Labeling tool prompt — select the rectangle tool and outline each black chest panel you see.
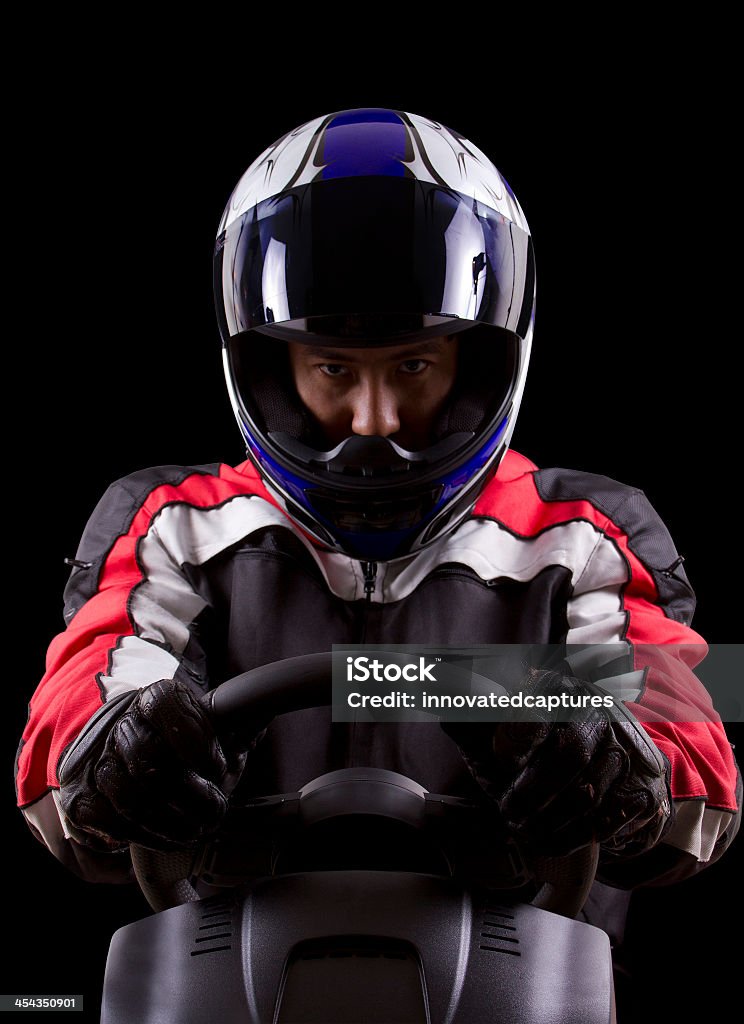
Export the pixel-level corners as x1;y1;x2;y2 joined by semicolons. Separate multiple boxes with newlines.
188;527;573;799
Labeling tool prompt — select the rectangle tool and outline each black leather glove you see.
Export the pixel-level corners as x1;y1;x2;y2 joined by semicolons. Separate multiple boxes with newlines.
58;677;259;853
441;669;673;859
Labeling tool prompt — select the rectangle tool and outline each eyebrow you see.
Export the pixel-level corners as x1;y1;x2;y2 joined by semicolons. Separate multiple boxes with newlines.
302;340;449;361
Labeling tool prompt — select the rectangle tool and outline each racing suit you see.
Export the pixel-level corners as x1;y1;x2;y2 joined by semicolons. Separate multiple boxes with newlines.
15;449;741;891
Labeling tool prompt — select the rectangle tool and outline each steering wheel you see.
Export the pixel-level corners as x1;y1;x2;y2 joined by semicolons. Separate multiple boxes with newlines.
130;653;599;918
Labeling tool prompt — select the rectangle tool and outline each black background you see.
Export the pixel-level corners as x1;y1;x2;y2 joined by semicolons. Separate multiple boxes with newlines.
4;43;738;1022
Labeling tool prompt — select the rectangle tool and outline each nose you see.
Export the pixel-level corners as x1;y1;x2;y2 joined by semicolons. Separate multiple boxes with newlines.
350;378;401;438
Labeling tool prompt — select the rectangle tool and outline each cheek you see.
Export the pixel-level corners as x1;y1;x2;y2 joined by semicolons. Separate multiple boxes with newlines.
432;373;456;406
295;375;348;429
293;372;322;412
409;371;455;415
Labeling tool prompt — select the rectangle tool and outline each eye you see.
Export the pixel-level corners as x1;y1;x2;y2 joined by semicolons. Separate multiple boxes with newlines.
399;359;429;375
318;363;349;377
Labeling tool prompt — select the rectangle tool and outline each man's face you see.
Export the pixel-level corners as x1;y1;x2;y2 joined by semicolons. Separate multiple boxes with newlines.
287;337;459;451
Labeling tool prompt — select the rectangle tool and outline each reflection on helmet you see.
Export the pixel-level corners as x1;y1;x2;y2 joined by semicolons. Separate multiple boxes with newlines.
213;108;536;561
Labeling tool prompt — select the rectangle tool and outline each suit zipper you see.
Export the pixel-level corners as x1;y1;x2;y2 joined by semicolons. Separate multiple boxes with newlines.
359;560;378;644
362;560;378;597
347;560;378;769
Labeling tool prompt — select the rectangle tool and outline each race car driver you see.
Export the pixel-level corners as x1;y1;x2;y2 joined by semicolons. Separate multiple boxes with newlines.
15;108;741;907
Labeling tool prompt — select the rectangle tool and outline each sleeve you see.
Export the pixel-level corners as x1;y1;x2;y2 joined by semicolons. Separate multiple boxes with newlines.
14;473;214;883
567;488;741;888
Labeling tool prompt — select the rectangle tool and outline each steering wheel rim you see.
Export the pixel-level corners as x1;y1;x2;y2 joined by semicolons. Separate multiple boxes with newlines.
131;653;599;917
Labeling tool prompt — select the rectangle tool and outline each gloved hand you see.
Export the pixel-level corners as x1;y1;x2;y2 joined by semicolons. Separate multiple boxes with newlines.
441;669;673;859
58;677;261;853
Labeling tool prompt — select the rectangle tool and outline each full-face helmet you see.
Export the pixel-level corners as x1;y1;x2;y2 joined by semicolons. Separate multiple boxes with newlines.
213;108;535;561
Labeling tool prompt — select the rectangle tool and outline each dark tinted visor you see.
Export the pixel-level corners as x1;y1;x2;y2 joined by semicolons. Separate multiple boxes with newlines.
214;177;534;345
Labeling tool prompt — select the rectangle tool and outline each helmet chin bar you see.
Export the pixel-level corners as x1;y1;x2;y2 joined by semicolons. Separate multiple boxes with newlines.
268;432;476;477
242;429;512;561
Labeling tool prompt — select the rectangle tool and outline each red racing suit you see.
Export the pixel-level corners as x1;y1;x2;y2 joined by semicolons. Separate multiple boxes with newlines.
15;449;741;887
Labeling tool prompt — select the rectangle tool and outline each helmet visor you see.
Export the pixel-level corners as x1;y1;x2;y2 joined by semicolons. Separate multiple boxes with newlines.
214;177;534;346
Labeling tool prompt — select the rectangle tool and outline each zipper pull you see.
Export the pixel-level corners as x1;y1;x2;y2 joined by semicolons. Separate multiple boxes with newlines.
361;560;378;599
661;555;685;578
64;557;93;569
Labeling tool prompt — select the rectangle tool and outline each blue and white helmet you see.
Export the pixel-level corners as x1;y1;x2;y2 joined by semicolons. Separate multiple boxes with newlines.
213;108;535;561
